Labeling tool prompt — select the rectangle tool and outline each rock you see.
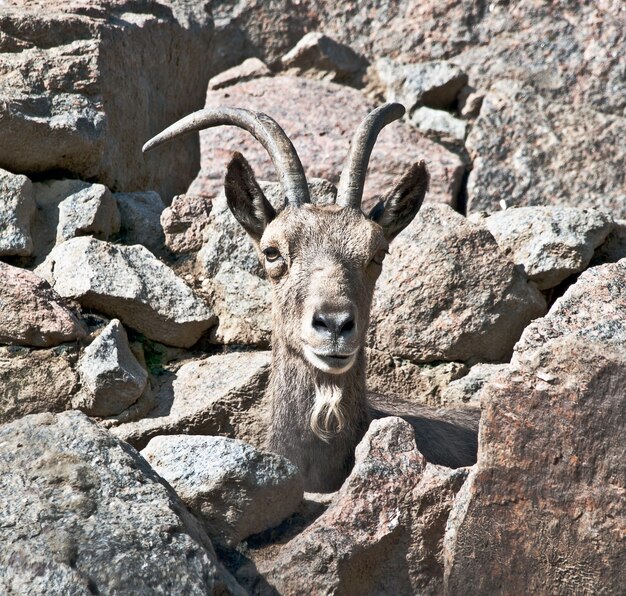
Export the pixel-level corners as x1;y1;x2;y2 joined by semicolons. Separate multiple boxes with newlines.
35;237;216;348
0;262;86;348
591;220;626;266
75;319;148;417
189;76;465;211
253;417;467;595
142;435;303;548
111;351;272;451
445;260;626;593
466;82;626;217
114;191;165;254
374;58;468;111
161;193;213;254
208;58;272;90
410;107;467;141
0;410;245;595
480;206;614;290
366;348;467;405
56;183;121;243
0;344;79;424
207;263;272;347
0;2;213;203
458;86;484;119
369;204;547;364
0;167;35;256
439;363;508;407
280;32;365;83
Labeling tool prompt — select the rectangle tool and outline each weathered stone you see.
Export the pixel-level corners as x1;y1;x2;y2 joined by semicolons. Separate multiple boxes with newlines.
0;262;85;347
75;319;148;417
142;435;303;548
0;167;35;256
35;237;215;348
111;351;272;451
281;32;365;83
369;204;547;363
457;86;484;119
445;260;626;594
0;2;213;203
0;410;245;595
253;417;467;595
439;363;508;407
114;191;165;254
161;193;213;254
56;183;121;243
480;206;614;290
466;82;626;217
591;220;626;267
190;76;465;211
410;107;466;141
208;58;272;90
366;348;467;406
374;58;468;111
0;344;79;424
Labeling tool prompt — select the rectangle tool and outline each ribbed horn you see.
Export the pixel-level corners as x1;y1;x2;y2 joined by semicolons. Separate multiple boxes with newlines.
336;103;406;208
142;108;310;206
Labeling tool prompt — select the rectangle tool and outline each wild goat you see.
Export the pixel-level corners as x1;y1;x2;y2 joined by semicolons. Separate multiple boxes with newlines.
143;103;479;492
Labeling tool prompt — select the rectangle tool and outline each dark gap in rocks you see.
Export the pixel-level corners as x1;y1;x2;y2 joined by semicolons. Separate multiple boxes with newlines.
454;167;471;217
542;271;582;309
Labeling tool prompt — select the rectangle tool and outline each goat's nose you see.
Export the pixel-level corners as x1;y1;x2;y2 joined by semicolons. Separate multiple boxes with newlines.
312;311;356;340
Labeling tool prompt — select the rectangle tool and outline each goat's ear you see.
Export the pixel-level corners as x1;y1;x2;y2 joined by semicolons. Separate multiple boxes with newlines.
225;152;276;243
368;161;429;242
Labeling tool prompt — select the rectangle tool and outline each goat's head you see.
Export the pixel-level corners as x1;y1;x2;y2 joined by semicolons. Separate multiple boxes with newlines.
144;105;429;378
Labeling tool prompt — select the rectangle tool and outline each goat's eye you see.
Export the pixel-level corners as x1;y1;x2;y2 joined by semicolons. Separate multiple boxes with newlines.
263;247;282;262
371;249;388;266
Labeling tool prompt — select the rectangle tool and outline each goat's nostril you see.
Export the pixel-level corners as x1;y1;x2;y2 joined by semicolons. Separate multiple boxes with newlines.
313;315;329;332
340;318;355;336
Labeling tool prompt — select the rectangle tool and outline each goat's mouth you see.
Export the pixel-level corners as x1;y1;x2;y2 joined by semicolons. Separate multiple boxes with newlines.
303;346;357;374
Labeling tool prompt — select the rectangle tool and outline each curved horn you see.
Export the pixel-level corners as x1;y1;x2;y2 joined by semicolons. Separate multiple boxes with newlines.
142;108;310;206
336;103;406;208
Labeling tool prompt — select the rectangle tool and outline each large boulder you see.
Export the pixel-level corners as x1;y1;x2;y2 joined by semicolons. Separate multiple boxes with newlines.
142;435;303;548
35;237;216;348
478;206;614;290
0;1;213;202
0;410;244;595
369;204;547;363
189;76;465;211
0;262;85;348
0;167;36;257
250;417;467;595
111;350;272;451
445;259;626;593
0;344;79;424
466;82;626;217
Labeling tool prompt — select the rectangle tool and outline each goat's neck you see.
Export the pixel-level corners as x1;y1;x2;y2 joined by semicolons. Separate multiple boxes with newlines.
267;336;371;492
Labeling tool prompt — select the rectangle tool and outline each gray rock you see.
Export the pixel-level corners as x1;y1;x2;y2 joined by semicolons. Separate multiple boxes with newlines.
369;204;547;363
190;76;465;212
0;167;35;256
281;32;365;83
0;3;214;203
208;58;272;90
481;206;614;290
115;191;166;254
142;435;303;547
0;262;86;348
56;183;121;243
410;106;467;140
466;82;626;217
111;351;272;451
374;58;468;111
254;417;467;595
457;85;485;119
75;319;148;417
439;363;509;407
0;344;79;424
445;260;626;593
161;193;213;254
0;410;245;595
592;219;626;266
35;237;216;348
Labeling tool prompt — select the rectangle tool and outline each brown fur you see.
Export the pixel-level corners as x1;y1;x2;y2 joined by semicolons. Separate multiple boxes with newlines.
225;154;479;493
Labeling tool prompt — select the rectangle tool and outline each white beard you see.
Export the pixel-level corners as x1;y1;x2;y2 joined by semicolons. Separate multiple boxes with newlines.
310;381;346;442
